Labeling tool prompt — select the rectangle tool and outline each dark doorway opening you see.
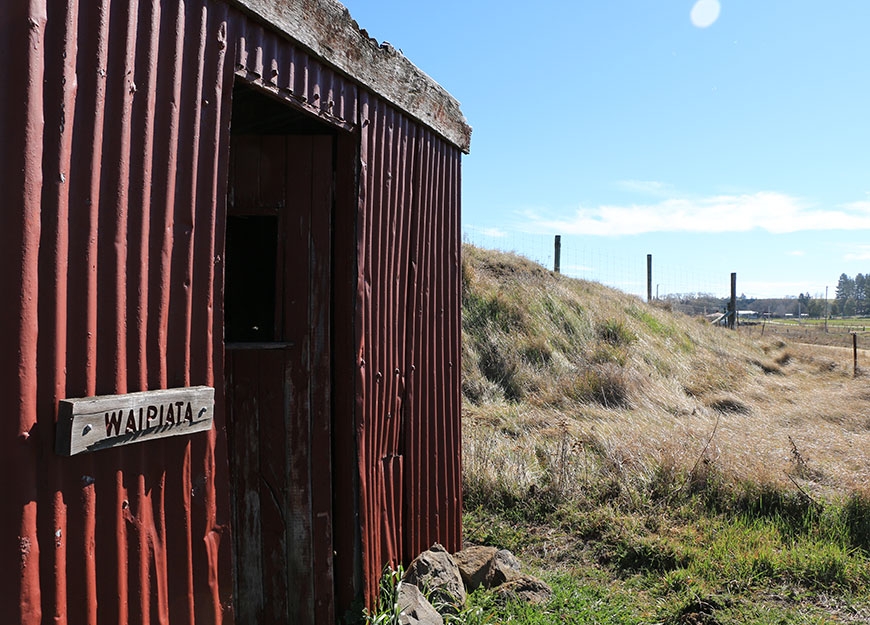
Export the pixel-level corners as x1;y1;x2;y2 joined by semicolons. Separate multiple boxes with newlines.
224;82;340;625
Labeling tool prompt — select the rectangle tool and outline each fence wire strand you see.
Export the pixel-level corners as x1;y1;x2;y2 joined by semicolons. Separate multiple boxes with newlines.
463;230;726;300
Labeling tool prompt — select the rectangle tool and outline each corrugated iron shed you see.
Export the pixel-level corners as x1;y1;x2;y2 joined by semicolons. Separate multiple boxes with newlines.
0;0;469;623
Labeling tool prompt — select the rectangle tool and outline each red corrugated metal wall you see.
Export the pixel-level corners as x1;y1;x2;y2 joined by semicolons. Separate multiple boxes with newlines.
231;11;357;130
355;93;463;604
1;1;238;622
0;0;462;621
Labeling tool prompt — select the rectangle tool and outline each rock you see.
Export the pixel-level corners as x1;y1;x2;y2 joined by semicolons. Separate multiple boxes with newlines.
453;545;498;591
483;549;522;589
494;574;553;605
398;582;444;625
402;544;467;613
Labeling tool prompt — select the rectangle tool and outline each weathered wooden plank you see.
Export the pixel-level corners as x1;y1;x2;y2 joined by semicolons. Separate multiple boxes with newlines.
284;135;315;621
228;134;262;213
56;386;214;456
226;352;265;624
257;348;291;625
225;341;294;350
330;131;360;615
308;135;336;624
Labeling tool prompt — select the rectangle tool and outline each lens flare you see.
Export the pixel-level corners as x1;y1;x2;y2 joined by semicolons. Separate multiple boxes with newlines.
690;0;721;28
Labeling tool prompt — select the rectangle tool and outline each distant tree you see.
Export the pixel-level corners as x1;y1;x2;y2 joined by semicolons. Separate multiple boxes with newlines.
863;278;870;311
844;297;858;317
806;298;825;318
795;292;811;317
856;274;867;316
836;273;855;314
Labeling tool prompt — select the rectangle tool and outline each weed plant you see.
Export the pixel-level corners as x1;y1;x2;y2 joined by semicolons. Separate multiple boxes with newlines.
363;566;404;625
363;564;487;625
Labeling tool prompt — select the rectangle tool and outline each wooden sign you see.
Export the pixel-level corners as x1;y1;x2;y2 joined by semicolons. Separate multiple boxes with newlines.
56;386;215;456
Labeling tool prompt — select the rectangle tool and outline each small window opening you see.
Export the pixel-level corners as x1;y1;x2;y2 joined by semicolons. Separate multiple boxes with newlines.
224;215;278;342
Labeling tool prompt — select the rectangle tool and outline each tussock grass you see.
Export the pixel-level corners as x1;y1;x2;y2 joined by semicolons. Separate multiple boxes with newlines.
462;244;870;504
461;244;870;623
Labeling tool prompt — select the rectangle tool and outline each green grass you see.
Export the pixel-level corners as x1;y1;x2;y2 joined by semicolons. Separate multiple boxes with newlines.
469;573;648;624
463;494;870;624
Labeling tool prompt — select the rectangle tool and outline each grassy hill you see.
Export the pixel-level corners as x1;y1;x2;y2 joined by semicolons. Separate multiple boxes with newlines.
460;244;870;624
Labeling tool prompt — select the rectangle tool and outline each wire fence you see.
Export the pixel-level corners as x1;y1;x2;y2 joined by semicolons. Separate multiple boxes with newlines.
462;229;729;301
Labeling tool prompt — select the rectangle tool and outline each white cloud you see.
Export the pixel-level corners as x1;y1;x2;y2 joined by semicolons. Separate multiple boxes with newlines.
521;192;870;237
844;245;870;262
844;200;870;213
465;225;507;238
787;250;805;257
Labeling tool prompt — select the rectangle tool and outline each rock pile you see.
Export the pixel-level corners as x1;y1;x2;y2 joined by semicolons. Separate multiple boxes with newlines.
396;543;551;625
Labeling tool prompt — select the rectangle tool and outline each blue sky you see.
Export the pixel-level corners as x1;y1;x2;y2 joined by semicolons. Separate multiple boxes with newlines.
339;1;870;299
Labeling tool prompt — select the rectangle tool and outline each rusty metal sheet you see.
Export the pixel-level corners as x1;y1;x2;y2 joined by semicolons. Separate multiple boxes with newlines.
1;0;236;622
0;1;45;623
354;91;464;607
231;9;358;131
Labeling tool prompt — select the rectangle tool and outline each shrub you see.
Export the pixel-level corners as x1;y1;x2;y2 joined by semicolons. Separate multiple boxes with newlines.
565;365;633;408
520;335;553;367
590;343;628;367
463;290;528;335
843;491;870;552
477;338;526;402
597;319;637;346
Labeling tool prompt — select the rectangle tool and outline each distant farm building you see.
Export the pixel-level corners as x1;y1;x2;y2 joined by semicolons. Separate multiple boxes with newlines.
1;0;470;623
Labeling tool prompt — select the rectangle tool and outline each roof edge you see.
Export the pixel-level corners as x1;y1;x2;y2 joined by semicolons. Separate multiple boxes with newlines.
230;0;472;153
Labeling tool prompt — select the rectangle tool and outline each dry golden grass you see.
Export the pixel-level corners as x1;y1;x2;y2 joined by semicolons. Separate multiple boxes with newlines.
461;244;870;507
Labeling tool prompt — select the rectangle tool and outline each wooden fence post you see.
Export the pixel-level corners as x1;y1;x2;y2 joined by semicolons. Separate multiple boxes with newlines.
729;273;737;330
647;254;652;303
554;235;561;273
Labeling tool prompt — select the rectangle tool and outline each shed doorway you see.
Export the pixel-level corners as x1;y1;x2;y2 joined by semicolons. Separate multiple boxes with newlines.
224;83;338;624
